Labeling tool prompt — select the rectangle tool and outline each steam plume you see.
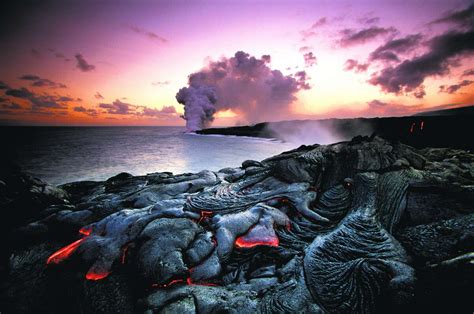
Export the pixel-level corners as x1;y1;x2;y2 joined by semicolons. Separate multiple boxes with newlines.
176;51;309;131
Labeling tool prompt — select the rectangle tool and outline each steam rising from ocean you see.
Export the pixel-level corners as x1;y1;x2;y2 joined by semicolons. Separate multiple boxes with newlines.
176;51;310;131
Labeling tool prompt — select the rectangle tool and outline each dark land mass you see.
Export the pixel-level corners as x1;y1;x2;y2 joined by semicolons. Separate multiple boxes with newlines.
0;135;473;313
197;105;474;151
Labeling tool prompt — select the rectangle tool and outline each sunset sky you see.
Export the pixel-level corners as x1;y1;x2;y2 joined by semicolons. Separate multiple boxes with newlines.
0;0;473;126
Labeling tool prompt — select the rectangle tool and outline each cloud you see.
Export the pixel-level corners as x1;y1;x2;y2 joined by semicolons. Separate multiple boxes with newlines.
99;99;133;115
176;51;310;130
303;52;317;67
75;54;96;72
461;68;474;77
439;80;473;94
339;26;397;47
430;4;474;28
369;34;422;62
364;99;424;117
74;106;98;116
128;25;168;43
344;59;369;73
5;87;71;109
311;17;327;28
358;16;380;25
19;74;67;88
369;28;474;97
1;103;21;110
141;105;176;117
94;92;104;99
151;81;171;86
300;17;327;41
0;81;9;89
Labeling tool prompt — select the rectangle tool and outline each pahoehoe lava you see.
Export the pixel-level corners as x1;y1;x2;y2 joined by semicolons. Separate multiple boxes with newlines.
0;136;473;313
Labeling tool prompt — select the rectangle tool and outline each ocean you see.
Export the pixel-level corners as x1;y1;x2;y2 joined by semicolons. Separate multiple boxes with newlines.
1;126;294;186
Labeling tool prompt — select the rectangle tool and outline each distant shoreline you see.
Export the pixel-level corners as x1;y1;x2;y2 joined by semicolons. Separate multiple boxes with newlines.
197;106;474;151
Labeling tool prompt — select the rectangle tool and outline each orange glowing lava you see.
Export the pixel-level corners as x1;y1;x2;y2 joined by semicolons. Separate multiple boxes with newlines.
234;236;279;248
85;271;111;281
46;238;85;264
79;226;92;236
186;277;218;286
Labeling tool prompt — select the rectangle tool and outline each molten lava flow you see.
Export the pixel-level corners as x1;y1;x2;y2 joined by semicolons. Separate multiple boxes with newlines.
86;271;111;281
420;120;424;130
235;236;279;248
186;276;218;286
79;226;92;236
152;278;185;288
46;238;85;265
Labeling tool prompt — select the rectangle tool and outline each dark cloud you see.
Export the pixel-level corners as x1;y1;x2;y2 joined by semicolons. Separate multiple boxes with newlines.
74;106;98;116
369;34;422;62
339;26;397;47
5;88;33;98
461;68;474;77
99;100;133;115
19;74;67;88
128;25;168;43
439;80;473;94
177;51;310;130
151;81;171;86
75;54;96;72
6;87;71;109
94;92;104;99
1;103;21;110
0;81;9;89
430;4;474;28
369;26;474;97
0;97;7;103
344;59;369;73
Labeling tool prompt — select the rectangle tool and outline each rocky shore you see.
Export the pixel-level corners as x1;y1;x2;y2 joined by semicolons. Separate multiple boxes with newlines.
196;109;474;151
0;136;473;313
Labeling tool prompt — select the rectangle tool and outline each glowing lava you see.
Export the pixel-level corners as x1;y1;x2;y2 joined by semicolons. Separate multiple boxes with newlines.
46;238;85;265
86;271;111;281
234;236;279;248
79;226;92;236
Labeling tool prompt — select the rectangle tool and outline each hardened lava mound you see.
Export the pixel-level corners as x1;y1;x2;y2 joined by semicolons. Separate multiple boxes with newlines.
1;136;473;313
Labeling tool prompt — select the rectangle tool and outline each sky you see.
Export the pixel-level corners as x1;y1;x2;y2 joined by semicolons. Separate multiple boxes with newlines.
0;0;473;126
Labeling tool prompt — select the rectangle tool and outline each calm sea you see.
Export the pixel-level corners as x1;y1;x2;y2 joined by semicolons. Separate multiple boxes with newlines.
1;126;294;185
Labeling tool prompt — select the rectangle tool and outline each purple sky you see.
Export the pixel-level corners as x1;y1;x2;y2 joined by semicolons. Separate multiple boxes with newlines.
0;0;473;126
